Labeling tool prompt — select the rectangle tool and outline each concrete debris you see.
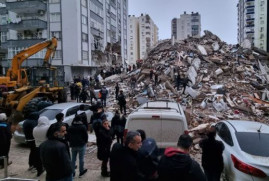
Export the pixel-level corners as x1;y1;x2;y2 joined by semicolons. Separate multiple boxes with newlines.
98;30;269;133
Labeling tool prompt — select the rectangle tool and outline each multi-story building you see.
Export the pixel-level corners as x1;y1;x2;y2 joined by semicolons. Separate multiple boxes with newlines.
171;11;201;41
0;0;128;82
237;0;268;51
128;14;158;66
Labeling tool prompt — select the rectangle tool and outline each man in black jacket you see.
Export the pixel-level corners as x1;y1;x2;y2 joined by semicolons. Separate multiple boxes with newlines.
0;113;12;169
117;90;126;115
22;112;39;172
158;134;206;181
110;131;142;181
199;126;224;181
68;115;88;178
40;123;72;181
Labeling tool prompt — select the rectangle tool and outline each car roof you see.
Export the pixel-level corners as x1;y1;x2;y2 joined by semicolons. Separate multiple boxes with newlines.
225;120;269;133
139;101;181;112
43;102;83;110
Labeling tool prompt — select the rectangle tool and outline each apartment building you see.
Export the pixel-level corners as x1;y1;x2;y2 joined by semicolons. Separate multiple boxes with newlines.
237;0;268;51
171;11;201;41
128;14;159;66
0;0;128;82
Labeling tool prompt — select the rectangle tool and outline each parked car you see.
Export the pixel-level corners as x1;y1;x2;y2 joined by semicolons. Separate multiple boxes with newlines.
214;120;269;181
125;100;188;148
14;102;93;144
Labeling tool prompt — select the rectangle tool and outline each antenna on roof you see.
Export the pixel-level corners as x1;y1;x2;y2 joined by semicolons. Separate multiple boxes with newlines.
257;125;262;133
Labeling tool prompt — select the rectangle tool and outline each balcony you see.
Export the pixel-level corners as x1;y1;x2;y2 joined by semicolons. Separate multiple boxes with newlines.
1;38;45;49
6;0;46;15
0;7;8;15
1;19;47;31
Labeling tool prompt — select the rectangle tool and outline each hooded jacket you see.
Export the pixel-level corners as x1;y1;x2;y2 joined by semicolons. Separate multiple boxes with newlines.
158;147;206;181
68;120;88;148
33;116;50;147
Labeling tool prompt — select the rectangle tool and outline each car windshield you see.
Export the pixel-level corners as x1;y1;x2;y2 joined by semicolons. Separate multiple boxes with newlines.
39;109;63;120
236;132;269;157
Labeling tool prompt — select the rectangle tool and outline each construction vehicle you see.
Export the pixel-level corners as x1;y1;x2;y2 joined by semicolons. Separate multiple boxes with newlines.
0;37;67;128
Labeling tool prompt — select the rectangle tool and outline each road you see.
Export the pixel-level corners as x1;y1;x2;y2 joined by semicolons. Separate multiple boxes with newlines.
0;134;109;181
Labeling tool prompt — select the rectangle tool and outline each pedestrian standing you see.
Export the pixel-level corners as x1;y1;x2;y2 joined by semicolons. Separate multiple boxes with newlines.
96;119;112;177
68;115;88;178
117;90;126;115
33;116;50;177
40;123;73;181
90;105;107;134
175;73;181;90
74;83;81;102
0;113;12;169
89;87;97;104
70;83;75;100
22;112;39;171
130;76;136;90
110;131;142;181
154;72;159;86
111;110;125;144
79;88;89;103
158;134;206;181
149;69;154;80
100;86;108;107
199;126;224;181
115;83;119;100
77;104;89;130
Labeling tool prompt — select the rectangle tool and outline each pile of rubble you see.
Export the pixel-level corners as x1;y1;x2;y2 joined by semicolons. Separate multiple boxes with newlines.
104;30;269;131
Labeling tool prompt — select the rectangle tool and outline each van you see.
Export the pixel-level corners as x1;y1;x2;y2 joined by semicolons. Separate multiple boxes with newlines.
125;100;188;148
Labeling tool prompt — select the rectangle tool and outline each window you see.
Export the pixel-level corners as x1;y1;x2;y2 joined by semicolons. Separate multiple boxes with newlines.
0;32;7;42
51;31;62;40
216;123;234;146
50;13;61;22
82;15;87;25
81;0;87;7
54;50;62;59
82;33;88;42
49;0;60;3
66;106;79;117
82;51;88;60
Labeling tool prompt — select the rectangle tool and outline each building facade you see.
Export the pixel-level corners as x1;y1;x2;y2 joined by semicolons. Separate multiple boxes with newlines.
171;11;201;41
128;14;158;66
237;0;268;51
0;0;128;82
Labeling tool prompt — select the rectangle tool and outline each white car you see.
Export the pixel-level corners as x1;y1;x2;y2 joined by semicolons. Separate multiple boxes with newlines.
14;102;93;144
215;120;269;181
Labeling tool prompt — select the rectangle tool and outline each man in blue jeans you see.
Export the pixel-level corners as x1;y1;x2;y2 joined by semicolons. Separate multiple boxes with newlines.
68;115;88;178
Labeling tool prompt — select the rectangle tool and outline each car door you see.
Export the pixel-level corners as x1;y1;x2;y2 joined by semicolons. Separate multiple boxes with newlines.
215;122;235;180
65;105;80;125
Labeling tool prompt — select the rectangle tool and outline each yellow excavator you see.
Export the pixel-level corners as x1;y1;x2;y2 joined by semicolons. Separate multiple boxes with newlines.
0;37;66;129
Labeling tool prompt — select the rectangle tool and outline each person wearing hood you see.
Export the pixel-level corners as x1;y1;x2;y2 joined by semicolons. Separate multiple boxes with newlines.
23;112;39;171
199;126;224;181
158;134;206;181
33;116;50;177
0;113;12;169
68;115;88;178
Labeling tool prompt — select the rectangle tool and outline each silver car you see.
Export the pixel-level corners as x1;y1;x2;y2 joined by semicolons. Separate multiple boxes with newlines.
14;102;93;144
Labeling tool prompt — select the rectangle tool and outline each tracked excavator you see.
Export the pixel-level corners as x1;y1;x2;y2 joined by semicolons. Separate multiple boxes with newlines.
0;37;67;130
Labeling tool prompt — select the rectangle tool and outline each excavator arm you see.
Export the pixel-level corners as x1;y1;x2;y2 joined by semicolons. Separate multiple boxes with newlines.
7;37;57;84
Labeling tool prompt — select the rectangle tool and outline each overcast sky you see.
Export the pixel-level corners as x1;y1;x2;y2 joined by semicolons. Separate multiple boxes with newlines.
129;0;238;44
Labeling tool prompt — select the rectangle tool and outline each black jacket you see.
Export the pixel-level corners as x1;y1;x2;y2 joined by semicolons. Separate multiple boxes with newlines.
110;143;139;181
40;139;72;180
68;122;88;148
0;121;12;156
199;137;224;172
158;147;206;181
96;126;112;161
118;93;126;105
23;112;39;141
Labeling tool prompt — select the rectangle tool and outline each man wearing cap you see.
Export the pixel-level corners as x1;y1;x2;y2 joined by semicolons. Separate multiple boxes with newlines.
158;134;206;181
0;113;12;169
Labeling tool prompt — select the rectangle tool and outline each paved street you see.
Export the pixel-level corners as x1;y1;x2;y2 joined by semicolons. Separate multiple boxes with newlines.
0;134;109;181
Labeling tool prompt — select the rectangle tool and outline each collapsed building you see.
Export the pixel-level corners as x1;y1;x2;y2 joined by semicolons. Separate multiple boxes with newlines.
103;31;269;140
